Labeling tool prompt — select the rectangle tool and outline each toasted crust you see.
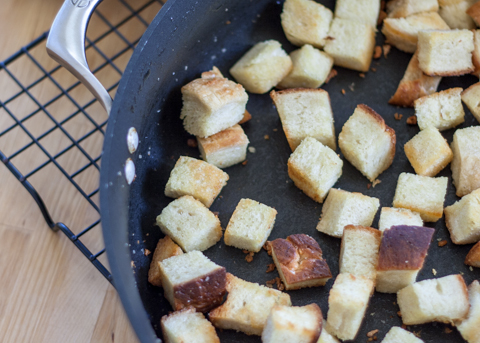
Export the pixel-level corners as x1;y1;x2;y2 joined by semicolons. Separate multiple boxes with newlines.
467;2;480;26
148;237;183;287
238;110;252;124
387;0;439;18
465;241;480;267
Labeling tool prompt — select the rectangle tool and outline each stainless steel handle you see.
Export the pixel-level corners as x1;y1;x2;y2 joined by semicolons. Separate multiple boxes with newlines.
46;0;112;114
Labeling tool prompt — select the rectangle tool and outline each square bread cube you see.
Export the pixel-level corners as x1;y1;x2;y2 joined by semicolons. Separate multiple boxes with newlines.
461;82;480;123
180;69;248;137
224;198;277;253
156;195;222;252
338;104;396;182
392;172;448;222
418;29;474;76
334;0;381;28
318;325;340;343
271;234;332;290
197;124;249;169
148;236;183;287
277;45;334;89
229;40;292;94
165;156;229;208
270;89;336;151
280;0;333;48
456;280;480;342
381;326;425;343
404;127;453;177
465;242;480;267
324;18;376;72
317;188;380;238
325;273;375;341
414;88;465;131
159;251;226;313
378;207;423;232
339;225;382;280
161;307;220;343
439;0;476;29
376;225;435;293
451;126;480;197
208;273;292;336
287;137;343;203
262;304;322;343
444;189;480;244
397;274;470;325
387;0;439;18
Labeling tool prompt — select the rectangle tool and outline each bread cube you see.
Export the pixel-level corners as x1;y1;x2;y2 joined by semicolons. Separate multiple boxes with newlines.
338;104;396;182
334;0;381;28
376;225;435;293
160;251;226;312
451;126;480;197
456;281;480;342
414;88;465;131
397;274;470;325
404;127;453;177
392;172;448;222
467;2;480;26
317;188;380;238
165;156;229;208
465;242;480;267
461;82;480;123
382;12;450;53
229;40;292;94
277;45;334;89
389;51;442;107
156;196;222;252
148;236;183;287
271;234;332;290
340;225;382;280
325;273;374;341
280;0;333;48
180;70;248;137
472;30;480;77
208;273;291;336
418;29;474;76
387;0;439;18
262;304;322;343
324;18;376;72
161;307;220;343
197;124;249;169
317;325;340;343
444;189;480;244
270;89;336;151
287;137;343;203
378;207;423;232
224;198;277;252
381;326;425;343
439;0;476;29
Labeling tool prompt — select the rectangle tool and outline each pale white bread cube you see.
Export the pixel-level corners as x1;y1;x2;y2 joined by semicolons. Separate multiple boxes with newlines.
466;242;480;267
156;196;222;252
378;207;424;232
325;273;375;341
338;104;396;182
164;156;229;208
277;45;334;89
468;2;480;26
180;69;248;137
148;236;183;287
418;29;474;76
439;0;477;29
389;51;442;107
197;124;249;169
451;126;480;197
445;188;480;244
376;225;435;293
381;326;425;343
287;137;343;203
462;82;480;123
229;40;292;94
208;273;292;336
397;274;470;325
317;188;380;238
456;281;480;342
280;0;333;48
334;0;381;28
404;127;454;177
224;198;277;253
382;12;450;53
414;88;465;131
317;324;340;343
324;18;376;72
270;88;336;151
339;225;382;281
161;307;220;343
271;234;332;290
392;172;448;222
159;251;226;313
387;0;439;18
262;304;323;343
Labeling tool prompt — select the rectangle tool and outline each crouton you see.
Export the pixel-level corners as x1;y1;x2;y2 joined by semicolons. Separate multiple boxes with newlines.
334;0;381;28
461;82;480;123
439;0;477;29
456;281;480;342
317;325;340;343
467;2;480;26
472;30;480;77
465;242;480;267
378;207;424;232
387;0;439;18
444;188;480;244
148;236;183;287
451;126;480;197
381;326;425;343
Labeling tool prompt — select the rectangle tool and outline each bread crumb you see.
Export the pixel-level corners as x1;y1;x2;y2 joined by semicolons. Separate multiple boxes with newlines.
348;83;355;92
371;67;377;72
359;73;366;78
266;263;276;273
266;278;276;287
378;10;387;26
470;266;474;271
413;330;421;338
226;20;231;25
401;324;407;329
406;115;417;125
276;277;285;291
263;241;272;256
432;268;437;275
242;160;248;166
264;134;270;140
383;44;391;58
373;46;382;59
248;146;256;153
367;183;372;189
438;240;447;247
131;261;135;268
325;69;338;83
367;329;379;338
144;249;151;256
445;327;453;334
242;250;250;254
397;311;402;317
187;138;197;148
341;89;346;95
372;179;381;188
245;252;254;263
394;113;403;120
273;128;278;132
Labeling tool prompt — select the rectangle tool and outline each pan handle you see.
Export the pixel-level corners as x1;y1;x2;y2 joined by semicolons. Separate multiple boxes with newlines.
46;0;112;114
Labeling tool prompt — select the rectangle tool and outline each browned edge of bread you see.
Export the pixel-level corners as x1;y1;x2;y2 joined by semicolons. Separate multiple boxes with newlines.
465;241;480;267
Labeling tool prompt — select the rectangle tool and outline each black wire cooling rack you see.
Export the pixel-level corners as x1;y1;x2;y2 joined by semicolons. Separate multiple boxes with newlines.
0;0;163;285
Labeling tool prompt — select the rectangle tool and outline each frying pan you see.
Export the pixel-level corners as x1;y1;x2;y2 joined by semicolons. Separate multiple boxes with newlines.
47;0;480;342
